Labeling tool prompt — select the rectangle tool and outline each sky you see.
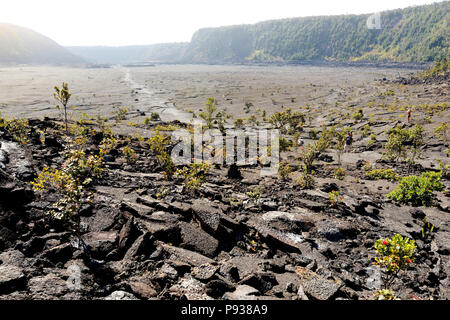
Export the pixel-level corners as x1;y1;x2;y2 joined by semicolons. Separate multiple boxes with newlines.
0;0;443;46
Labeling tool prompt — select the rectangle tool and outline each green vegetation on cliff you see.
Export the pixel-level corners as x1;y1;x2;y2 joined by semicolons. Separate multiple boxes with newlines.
185;1;449;63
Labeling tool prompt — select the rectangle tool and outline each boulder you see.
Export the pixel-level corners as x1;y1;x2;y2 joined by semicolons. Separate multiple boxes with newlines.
191;199;240;239
179;222;219;258
128;281;157;299
0;265;26;293
83;207;119;232
239;273;278;294
295;266;342;300
42;242;74;264
82;231;118;259
159;242;214;267
123;232;153;260
223;285;259;300
168;275;210;300
205;278;235;298
28;273;67;299
191;264;219;281
0;249;25;266
104;290;139;300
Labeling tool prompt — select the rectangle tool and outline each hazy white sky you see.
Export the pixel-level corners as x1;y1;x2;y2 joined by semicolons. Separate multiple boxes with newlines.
0;0;442;46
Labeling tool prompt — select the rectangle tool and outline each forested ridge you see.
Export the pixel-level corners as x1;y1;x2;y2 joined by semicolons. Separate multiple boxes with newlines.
183;1;449;63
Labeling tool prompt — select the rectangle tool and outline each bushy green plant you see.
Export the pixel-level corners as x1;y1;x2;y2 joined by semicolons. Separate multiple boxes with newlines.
31;148;103;236
279;137;293;152
299;144;316;173
352;108;364;121
383;125;424;164
121;145;138;164
334;127;351;164
246;187;262;204
308;129;318;140
387;171;444;206
361;124;373;138
328;190;343;207
234;118;244;128
0;115;30;144
279;163;293;180
367;134;377;147
99;133;118;157
297;171;315;189
313;126;335;152
268;108;304;134
434;122;448;145
366;168;400;182
151;112;161;121
148;130;176;179
114;108;128;122
374;234;415;288
176;162;210;192
374;289;398;300
333;167;346;180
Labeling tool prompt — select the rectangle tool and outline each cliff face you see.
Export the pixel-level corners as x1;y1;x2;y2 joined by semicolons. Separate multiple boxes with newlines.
184;1;450;63
0;23;83;65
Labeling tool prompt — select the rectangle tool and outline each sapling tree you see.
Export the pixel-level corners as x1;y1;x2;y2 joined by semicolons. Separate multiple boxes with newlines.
334;127;351;165
199;97;217;129
54;82;72;133
148;130;176;180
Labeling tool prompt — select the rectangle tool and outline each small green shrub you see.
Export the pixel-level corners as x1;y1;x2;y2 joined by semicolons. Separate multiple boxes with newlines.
383;125;424;163
176;162;210;192
299;144;316;173
367;134;377;147
114;108;128;122
279;137;293;152
308;129;318;140
375;234;415;273
0;116;30;144
366;169;400;182
374;289;398;300
121;145;138;164
151;112;161;121
148;130;175;179
328;190;343;207
246;187;262;204
199;97;217;129
31;148;103;235
297;171;315;189
387;171;444;206
434;122;448;145
333;167;346;180
352;108;364;121
277;163;292;180
268;108;304;134
234;118;244;128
